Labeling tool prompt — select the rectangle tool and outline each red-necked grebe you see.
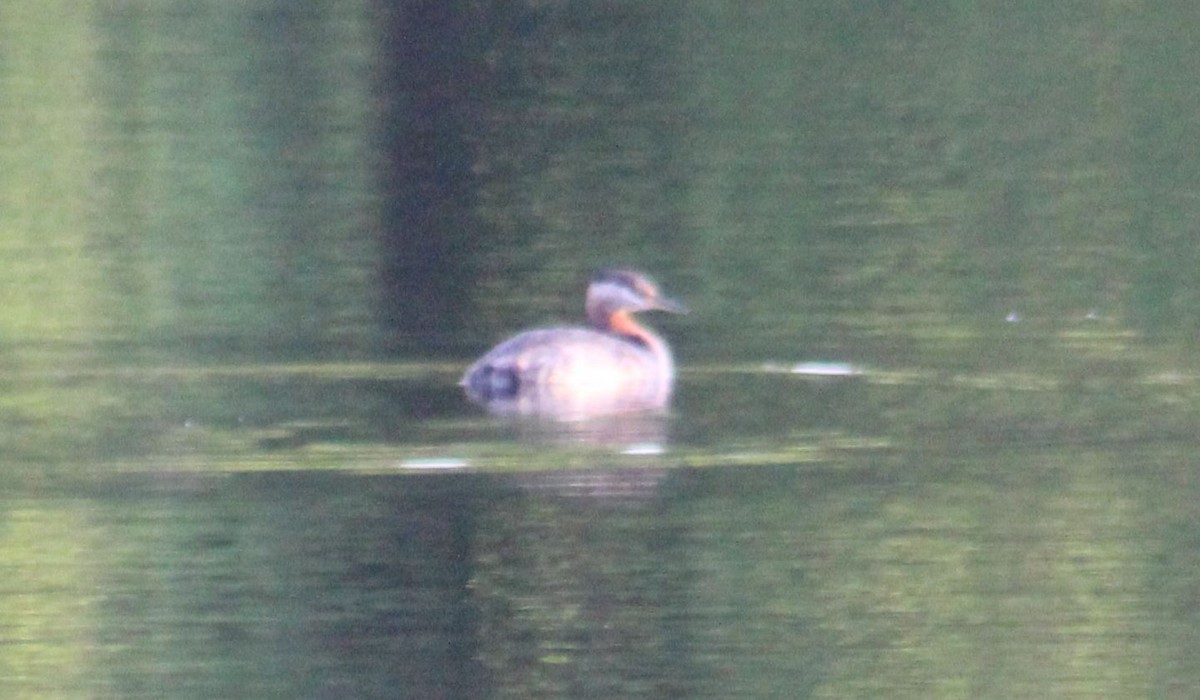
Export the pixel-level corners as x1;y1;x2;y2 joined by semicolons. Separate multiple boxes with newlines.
461;269;686;417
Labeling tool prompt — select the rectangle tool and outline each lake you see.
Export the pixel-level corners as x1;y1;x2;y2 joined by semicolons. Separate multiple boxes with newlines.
3;1;1200;697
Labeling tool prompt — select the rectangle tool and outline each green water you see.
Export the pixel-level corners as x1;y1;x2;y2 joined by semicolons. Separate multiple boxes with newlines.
3;1;1200;697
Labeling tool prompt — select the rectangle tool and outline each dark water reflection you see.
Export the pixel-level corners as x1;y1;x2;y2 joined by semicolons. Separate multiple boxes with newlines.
0;474;478;698
3;450;1196;698
5;356;1200;696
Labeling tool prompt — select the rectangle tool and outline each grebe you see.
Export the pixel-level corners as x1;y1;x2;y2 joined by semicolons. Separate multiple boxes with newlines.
461;269;686;417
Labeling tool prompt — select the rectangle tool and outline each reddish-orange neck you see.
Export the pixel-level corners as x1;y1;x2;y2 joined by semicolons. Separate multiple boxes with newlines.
607;309;657;348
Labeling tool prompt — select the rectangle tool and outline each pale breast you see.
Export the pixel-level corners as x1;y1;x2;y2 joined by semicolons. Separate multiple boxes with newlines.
461;327;674;417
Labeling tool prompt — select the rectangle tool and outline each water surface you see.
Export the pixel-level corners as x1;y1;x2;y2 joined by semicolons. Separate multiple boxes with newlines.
3;1;1200;698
